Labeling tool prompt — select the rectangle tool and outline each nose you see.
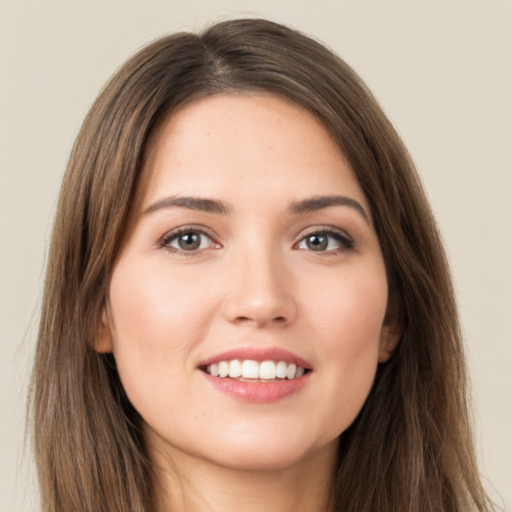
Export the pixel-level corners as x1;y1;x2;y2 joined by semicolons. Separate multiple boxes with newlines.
222;248;297;328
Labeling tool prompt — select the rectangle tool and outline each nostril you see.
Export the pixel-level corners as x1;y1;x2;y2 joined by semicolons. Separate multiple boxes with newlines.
233;315;287;326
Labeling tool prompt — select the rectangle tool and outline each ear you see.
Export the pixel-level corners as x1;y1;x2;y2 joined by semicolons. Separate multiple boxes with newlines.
378;301;403;363
94;309;114;354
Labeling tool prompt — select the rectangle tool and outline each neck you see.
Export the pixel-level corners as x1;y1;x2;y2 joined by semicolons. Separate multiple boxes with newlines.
150;438;337;512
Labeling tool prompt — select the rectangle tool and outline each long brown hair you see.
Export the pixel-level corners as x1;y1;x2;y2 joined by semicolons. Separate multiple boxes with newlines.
30;18;493;512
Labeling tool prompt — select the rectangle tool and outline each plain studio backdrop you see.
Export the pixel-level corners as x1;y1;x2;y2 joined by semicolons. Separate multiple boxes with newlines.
1;1;510;510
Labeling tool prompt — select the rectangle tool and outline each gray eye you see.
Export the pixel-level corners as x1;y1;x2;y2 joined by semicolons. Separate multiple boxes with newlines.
304;234;328;251
297;232;344;252
177;232;201;250
168;231;212;251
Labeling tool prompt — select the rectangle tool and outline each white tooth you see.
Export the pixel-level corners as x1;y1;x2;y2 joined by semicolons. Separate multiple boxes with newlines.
276;361;288;379
259;361;276;380
210;363;219;377
286;363;297;379
242;360;259;379
218;361;229;378
229;359;242;378
295;366;305;377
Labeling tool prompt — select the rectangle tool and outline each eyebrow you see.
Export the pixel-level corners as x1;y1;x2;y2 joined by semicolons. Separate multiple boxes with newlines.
143;195;230;215
143;194;369;223
289;195;370;223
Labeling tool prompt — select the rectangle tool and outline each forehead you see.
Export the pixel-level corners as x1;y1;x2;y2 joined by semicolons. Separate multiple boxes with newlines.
140;93;368;211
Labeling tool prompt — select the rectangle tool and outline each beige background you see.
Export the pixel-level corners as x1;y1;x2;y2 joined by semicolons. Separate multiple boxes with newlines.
1;1;511;510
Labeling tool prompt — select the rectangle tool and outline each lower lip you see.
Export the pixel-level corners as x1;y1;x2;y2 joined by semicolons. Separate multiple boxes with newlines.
201;371;310;403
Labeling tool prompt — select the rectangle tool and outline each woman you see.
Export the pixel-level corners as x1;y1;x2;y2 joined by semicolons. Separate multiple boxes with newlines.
30;18;494;512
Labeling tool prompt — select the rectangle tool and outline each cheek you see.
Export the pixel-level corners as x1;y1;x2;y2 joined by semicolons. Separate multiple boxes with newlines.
308;263;388;348
301;264;388;435
109;259;214;354
106;260;218;404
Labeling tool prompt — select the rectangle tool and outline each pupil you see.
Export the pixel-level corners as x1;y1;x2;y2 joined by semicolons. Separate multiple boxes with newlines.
307;234;327;251
179;232;201;250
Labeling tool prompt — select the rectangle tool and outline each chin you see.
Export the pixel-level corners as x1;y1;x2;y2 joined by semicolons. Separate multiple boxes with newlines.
198;429;338;473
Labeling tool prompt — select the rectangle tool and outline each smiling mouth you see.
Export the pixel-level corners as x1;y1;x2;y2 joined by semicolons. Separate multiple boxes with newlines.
200;359;310;382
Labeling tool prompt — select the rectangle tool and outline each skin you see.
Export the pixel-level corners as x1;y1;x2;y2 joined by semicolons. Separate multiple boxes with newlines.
97;93;401;512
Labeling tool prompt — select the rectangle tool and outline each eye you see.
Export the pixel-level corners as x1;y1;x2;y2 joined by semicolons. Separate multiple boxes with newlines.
160;227;219;254
296;229;353;253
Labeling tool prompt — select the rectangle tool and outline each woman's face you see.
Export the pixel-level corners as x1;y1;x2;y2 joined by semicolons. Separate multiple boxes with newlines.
98;93;400;472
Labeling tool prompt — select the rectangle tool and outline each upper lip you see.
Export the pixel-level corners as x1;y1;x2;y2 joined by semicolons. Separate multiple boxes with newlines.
198;347;313;370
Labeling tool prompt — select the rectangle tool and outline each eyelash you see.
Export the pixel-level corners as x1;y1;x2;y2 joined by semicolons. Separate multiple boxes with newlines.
157;225;219;256
295;227;354;254
157;226;355;256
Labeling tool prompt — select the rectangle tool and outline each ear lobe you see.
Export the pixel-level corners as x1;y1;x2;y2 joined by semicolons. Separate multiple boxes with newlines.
94;310;114;354
378;322;402;363
378;302;403;363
